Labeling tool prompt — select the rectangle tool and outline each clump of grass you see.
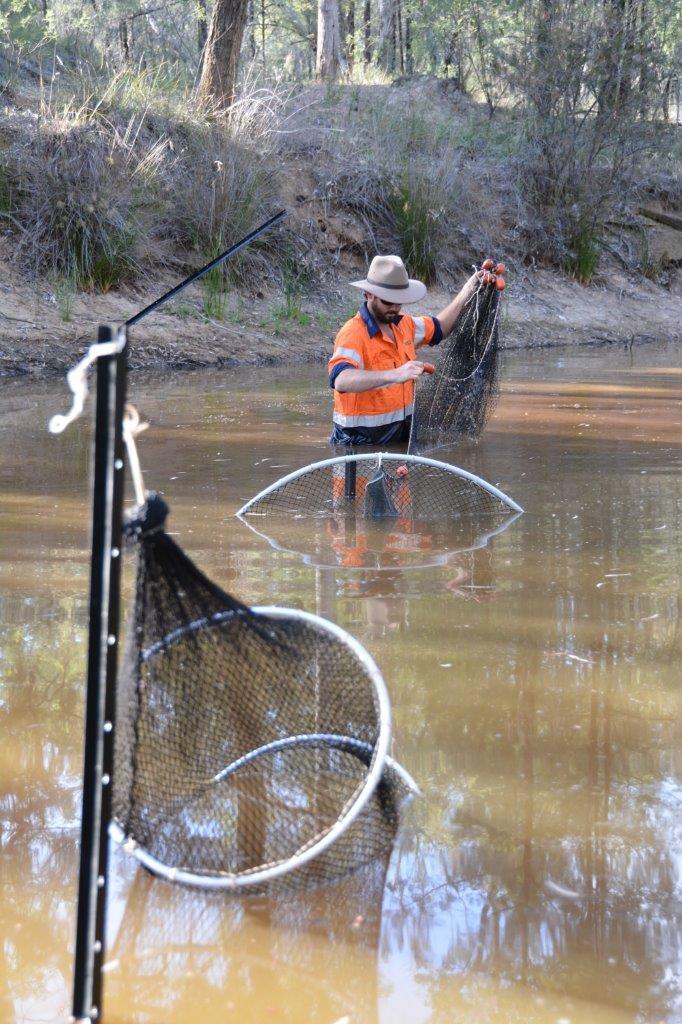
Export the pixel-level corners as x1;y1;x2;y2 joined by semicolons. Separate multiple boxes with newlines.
5;111;166;288
202;263;229;320
565;216;600;284
271;305;311;330
316;152;471;285
389;171;443;283
0;161;10;212
167;299;200;319
50;274;76;321
268;254;312;326
168;84;288;289
637;227;667;283
74;64;191;125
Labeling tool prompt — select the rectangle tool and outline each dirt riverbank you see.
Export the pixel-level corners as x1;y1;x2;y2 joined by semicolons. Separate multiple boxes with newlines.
1;252;681;378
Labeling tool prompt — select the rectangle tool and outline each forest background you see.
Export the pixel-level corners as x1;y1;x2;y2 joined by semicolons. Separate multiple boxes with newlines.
0;0;680;374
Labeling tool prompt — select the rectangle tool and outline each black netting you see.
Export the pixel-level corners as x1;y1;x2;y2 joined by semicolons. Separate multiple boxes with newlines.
409;280;501;455
239;453;519;521
113;493;414;892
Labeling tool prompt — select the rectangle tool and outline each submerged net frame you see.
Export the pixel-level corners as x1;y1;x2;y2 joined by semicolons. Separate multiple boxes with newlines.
238;451;523;521
112;494;418;893
409;276;502;455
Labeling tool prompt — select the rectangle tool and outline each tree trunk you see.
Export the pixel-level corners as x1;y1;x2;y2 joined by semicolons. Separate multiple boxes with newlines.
261;0;266;65
316;0;347;80
363;0;372;65
377;0;396;72
247;0;256;58
533;0;553;122
119;18;131;63
404;1;412;75
199;0;250;110
396;0;404;73
636;0;651;118
197;0;208;57
346;0;355;69
598;0;635;118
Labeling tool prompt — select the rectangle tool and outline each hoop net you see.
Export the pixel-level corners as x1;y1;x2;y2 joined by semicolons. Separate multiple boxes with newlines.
112;494;416;892
409;279;502;455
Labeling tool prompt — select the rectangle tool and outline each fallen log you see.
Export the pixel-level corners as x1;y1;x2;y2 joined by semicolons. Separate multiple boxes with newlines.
639;207;682;231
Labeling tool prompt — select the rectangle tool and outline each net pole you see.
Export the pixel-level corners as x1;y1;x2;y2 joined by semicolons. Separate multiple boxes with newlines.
72;325;128;1023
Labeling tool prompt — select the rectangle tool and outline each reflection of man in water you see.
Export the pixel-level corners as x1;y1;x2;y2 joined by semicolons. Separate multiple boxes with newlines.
326;514;434;570
328;254;480;446
347;571;408;639
445;547;496;601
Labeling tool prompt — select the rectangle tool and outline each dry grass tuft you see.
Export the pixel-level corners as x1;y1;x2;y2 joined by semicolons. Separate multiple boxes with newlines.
5;110;166;288
167;83;287;287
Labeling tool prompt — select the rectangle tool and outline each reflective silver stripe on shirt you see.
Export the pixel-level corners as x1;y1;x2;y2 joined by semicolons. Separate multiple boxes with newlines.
333;347;364;368
413;317;427;344
333;403;414;428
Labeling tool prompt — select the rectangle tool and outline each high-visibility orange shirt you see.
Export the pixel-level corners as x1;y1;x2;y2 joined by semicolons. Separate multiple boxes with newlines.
328;303;442;445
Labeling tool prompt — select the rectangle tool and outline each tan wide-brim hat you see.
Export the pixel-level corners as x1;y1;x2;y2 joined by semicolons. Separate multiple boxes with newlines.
351;254;427;304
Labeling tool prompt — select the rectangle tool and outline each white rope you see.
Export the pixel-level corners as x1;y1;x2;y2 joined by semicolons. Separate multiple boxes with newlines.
48;334;126;435
122;405;148;507
48;331;148;505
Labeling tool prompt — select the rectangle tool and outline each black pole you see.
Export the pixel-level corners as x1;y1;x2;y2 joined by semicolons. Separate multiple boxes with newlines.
125;209;286;328
72;325;128;1023
344;459;357;500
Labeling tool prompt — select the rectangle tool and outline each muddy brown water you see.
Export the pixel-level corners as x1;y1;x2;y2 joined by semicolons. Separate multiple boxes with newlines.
1;342;680;1024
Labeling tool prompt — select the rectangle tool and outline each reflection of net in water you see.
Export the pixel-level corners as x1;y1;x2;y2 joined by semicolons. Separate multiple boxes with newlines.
409;280;502;455
239;508;522;571
112;493;416;892
109;850;391;1023
238;453;522;522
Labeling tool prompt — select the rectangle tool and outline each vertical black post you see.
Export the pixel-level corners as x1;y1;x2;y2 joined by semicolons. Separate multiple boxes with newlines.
72;325;128;1023
344;459;357;501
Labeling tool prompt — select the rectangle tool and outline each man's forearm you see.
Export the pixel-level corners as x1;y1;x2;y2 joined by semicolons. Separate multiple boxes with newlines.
334;368;397;393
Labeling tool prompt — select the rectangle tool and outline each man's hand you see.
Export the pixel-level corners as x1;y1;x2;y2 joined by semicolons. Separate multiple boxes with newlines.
391;360;430;383
436;270;484;337
464;270;483;296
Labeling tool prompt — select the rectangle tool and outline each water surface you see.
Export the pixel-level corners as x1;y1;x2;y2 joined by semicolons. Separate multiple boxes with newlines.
1;341;680;1023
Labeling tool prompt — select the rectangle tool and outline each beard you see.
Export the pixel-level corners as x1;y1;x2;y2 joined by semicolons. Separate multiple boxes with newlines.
369;298;402;324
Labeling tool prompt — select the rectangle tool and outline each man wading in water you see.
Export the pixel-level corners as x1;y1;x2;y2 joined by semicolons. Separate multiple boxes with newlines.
328;254;480;446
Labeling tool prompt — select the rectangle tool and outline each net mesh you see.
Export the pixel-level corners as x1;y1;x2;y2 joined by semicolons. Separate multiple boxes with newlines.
409;279;501;455
113;493;414;892
238;453;519;522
